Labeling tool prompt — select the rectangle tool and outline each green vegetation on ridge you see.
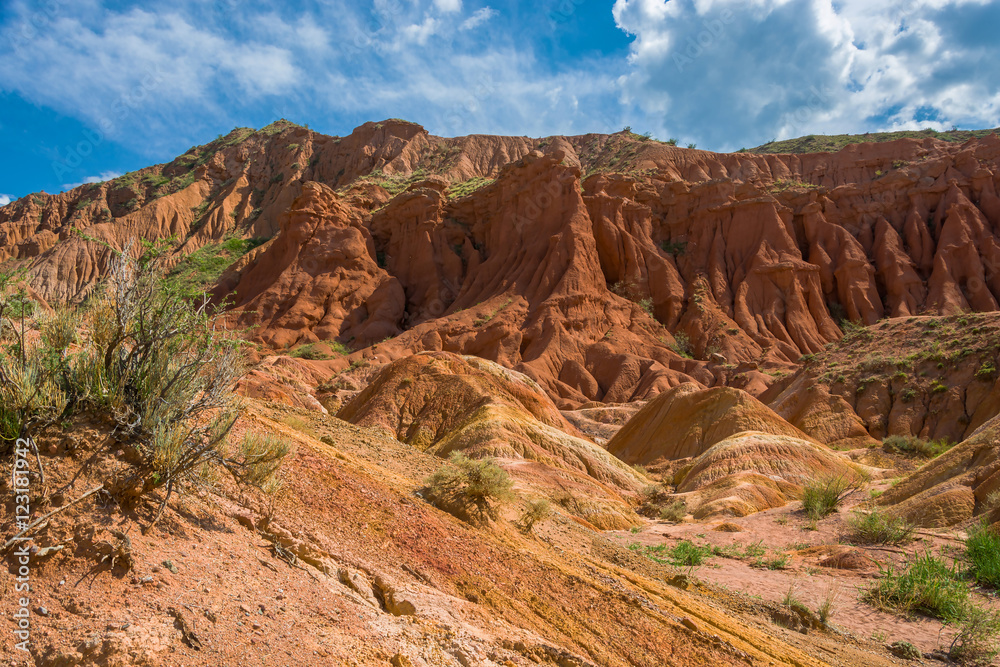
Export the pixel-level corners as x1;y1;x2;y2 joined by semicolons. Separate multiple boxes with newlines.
751;127;999;154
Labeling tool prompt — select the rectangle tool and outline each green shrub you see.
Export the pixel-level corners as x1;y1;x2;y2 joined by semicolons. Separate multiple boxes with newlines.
862;552;968;621
965;522;1000;589
976;362;997;381
424;452;514;521
289;343;334;360
228;432;292;490
801;474;862;519
660;239;687;257
520;499;552;532
669;332;693;358
666;540;712;567
658;500;686;522
2;241;288;510
882;435;951;458
846;507;915;545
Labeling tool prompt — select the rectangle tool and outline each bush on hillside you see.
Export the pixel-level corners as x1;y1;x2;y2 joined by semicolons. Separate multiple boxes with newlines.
424;452;514;522
0;240;290;521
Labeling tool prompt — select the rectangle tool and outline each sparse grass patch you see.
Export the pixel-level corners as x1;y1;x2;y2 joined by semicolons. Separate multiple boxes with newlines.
633;540;712;568
448;177;494;199
965;522;1000;589
846;507;915;545
801;474;862;519
882;435;952;459
862;552;968;621
817;585;839;624
166;236;267;294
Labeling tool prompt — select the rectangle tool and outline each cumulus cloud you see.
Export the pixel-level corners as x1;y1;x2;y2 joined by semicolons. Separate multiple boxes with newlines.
612;0;1000;149
0;194;11;206
62;171;123;191
4;0;993;171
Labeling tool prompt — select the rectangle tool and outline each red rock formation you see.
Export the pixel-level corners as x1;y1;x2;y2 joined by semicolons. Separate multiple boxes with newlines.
4;121;1000;406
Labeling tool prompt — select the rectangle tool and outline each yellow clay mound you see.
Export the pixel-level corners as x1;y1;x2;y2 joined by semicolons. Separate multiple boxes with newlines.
675;431;866;518
606;383;815;467
880;415;1000;527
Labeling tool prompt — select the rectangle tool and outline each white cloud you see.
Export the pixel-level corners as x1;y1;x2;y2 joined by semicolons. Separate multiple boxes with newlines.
0;6;302;146
434;0;463;13
460;7;497;31
62;171;123;191
612;0;1000;149
0;194;11;206
400;17;441;45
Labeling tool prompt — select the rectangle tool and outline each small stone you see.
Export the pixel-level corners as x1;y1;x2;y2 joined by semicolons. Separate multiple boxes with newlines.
252;622;262;630
36;607;49;616
58;580;65;586
162;561;178;574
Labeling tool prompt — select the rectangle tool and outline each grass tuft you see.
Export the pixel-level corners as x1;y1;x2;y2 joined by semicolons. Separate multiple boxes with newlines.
846;507;915;546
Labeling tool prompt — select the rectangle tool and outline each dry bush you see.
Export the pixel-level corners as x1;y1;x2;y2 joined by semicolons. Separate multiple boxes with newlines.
1;241;291;519
424;452;514;522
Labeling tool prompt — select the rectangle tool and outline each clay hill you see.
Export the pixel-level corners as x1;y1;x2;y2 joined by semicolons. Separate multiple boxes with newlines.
6;122;1000;666
4;120;1000;411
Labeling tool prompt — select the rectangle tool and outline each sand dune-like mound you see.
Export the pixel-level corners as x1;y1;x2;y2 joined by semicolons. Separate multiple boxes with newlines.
674;431;866;518
338;352;646;528
880;415;1000;527
606;383;814;468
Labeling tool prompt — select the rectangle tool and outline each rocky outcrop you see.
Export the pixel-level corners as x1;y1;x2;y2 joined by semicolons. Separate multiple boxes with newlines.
4;122;1000;406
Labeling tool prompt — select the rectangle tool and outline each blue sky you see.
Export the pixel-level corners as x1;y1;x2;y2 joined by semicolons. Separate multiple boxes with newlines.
2;0;999;203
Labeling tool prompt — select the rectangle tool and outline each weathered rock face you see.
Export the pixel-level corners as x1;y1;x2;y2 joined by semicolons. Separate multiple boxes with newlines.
225;181;406;350
4;121;1000;406
764;312;1000;445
